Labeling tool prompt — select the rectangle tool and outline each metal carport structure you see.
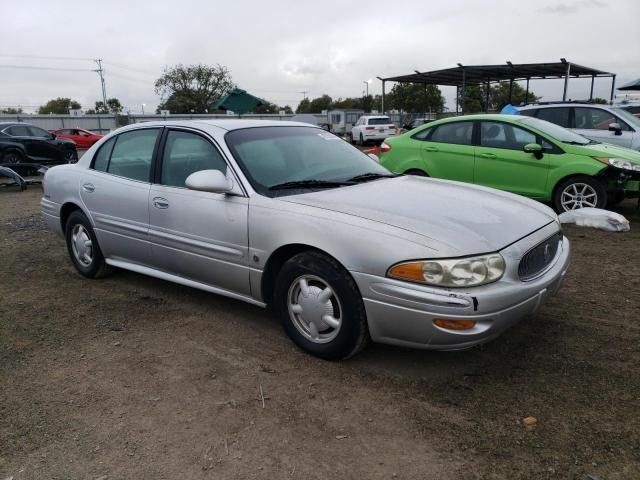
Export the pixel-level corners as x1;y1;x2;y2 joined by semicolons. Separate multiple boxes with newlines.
378;59;616;114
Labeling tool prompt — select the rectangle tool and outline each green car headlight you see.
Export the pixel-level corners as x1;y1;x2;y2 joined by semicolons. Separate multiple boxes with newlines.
595;157;640;172
388;253;506;288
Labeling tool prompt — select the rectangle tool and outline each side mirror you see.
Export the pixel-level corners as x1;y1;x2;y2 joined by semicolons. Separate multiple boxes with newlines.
185;169;233;193
523;143;543;159
608;123;622;135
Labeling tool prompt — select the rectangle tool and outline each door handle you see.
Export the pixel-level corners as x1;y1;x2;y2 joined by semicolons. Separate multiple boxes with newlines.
479;153;497;159
82;183;95;193
152;197;169;209
423;146;439;152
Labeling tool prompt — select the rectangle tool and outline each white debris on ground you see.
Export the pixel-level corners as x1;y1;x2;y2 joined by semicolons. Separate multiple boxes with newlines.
558;207;630;232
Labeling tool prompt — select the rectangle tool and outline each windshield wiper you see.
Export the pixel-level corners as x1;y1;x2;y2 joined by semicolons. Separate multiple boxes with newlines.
346;172;398;183
269;179;353;190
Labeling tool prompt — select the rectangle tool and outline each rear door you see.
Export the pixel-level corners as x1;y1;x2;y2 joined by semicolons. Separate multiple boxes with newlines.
79;127;161;265
573;107;634;148
28;125;63;162
148;128;250;295
474;121;550;198
5;125;34;159
417;121;475;182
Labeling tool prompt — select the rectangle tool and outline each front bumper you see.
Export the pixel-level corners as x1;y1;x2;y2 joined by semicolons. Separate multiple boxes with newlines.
353;223;570;350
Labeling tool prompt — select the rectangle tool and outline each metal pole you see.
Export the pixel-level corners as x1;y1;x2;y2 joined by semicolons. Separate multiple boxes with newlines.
461;69;466;113
456;86;459;114
525;78;530;104
610;74;616;104
508;79;514;105
562;62;571;101
424;82;427;118
589;74;595;101
381;80;385;114
94;59;108;108
485;79;490;112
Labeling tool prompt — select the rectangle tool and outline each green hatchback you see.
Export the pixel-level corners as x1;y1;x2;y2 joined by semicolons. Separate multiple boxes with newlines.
379;114;640;212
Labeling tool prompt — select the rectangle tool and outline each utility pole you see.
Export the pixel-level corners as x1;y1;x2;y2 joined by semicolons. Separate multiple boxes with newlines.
94;59;108;109
298;90;308;101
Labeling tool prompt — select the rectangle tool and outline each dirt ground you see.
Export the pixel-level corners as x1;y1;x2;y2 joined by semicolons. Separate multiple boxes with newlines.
1;187;639;480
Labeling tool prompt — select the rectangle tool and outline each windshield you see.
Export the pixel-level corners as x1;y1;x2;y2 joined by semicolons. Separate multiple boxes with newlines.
611;107;640;128
225;126;390;197
518;116;592;145
368;117;393;125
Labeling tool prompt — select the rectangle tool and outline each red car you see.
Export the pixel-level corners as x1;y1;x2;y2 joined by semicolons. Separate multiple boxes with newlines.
50;128;103;149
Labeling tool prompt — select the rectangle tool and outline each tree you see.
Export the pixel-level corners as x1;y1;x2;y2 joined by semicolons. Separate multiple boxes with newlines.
308;94;333;113
86;98;123;114
387;83;445;113
457;82;540;113
1;107;22;114
154;64;234;114
38;97;81;114
295;98;311;113
592;97;609;104
252;103;293;114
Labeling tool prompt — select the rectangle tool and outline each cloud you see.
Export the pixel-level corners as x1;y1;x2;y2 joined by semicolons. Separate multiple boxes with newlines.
538;0;605;14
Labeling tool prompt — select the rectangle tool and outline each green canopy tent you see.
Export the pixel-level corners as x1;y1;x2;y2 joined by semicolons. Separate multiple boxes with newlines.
618;79;640;91
211;88;269;114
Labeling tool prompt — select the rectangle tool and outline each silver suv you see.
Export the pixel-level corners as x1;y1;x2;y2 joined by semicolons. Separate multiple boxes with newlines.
519;103;640;151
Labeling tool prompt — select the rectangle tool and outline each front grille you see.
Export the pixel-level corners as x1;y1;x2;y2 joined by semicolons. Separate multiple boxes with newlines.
518;231;563;281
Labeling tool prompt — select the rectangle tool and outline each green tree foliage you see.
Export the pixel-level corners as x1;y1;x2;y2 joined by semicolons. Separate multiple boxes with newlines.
457;82;540;113
387;83;445;113
86;98;123;114
38;98;81;114
0;107;22;114
296;94;385;113
252;103;293;114
155;64;234;113
295;98;311;113
592;97;609;104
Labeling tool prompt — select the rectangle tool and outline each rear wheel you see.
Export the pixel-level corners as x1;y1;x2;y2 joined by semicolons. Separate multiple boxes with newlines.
2;150;23;164
274;251;369;360
553;176;606;213
405;169;428;177
65;210;112;278
359;133;365;146
64;149;78;163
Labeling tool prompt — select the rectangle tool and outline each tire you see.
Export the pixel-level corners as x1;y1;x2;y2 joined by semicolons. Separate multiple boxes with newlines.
64;149;78;163
349;133;355;145
65;210;112;278
274;251;369;360
2;150;23;164
405;169;428;177
553;176;607;213
359;133;365;146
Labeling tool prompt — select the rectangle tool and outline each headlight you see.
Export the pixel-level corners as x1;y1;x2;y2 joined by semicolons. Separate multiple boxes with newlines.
388;253;505;288
595;157;640;172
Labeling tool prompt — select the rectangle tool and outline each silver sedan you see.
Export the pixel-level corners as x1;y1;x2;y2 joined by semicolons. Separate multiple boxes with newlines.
41;120;570;360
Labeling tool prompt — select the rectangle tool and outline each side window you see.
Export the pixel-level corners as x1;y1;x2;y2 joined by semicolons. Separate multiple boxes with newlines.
28;126;51;137
92;136;116;172
7;125;30;136
429;122;473;145
107;128;159;182
575;108;629;131
480;122;536;150
161;130;227;188
412;127;432;141
536;108;570;128
520;109;538;118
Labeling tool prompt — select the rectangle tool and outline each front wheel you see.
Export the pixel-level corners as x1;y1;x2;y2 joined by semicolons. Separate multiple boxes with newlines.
553;176;607;213
274;251;369;360
2;150;23;164
65;210;112;278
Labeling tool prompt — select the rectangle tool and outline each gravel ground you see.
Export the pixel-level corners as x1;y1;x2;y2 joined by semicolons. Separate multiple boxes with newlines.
0;187;638;480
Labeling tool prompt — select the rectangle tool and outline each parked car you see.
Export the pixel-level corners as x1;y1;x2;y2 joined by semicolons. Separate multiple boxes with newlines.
50;128;103;149
350;115;396;145
42;120;570;360
402;117;432;130
619;104;640;118
0;122;77;164
519;103;640;151
379;114;640;212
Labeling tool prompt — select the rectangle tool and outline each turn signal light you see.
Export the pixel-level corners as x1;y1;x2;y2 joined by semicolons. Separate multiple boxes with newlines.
433;319;476;331
388;262;424;282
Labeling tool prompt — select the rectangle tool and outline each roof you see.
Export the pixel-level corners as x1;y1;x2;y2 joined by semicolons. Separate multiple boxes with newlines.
381;60;614;86
119;119;321;133
618;78;640;91
210;88;269;115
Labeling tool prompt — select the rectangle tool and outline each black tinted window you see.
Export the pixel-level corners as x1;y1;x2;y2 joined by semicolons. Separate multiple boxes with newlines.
107;129;159;182
368;117;392;125
412;127;432;140
536;108;571;128
520;109;538;117
480;122;536;150
92;137;115;172
429;122;473;145
7;125;30;136
29;126;51;137
161;130;227;187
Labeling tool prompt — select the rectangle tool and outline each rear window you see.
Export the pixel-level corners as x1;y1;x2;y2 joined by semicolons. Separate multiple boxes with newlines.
429;122;473;145
368;117;393;125
536;108;571;128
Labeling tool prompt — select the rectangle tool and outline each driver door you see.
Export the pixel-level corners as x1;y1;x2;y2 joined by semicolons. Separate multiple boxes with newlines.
148;128;251;295
573;107;633;148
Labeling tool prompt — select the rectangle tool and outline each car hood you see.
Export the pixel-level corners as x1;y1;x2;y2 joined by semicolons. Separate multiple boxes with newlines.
569;142;640;163
280;176;557;255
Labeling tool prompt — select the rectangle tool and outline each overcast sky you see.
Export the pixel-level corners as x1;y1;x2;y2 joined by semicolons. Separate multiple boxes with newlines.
2;0;638;113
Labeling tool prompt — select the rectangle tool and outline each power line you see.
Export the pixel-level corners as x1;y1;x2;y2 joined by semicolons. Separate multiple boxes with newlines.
0;54;94;61
0;64;93;72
